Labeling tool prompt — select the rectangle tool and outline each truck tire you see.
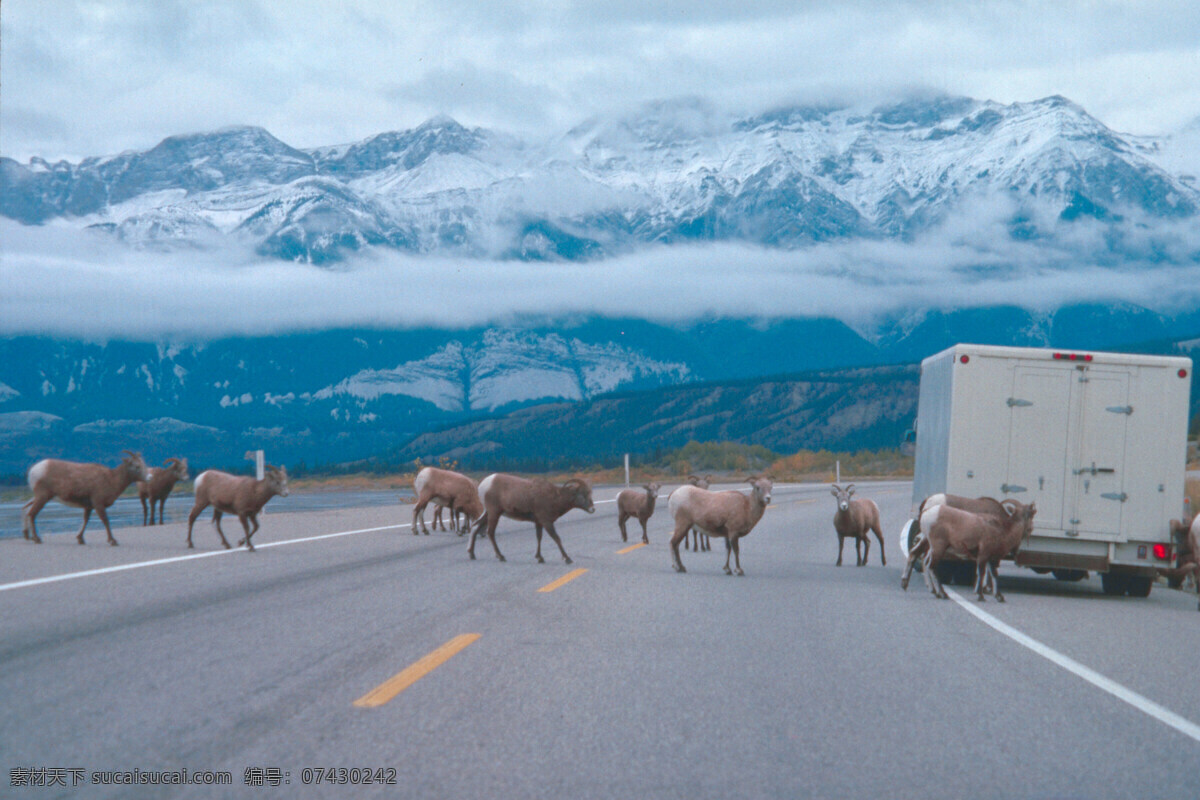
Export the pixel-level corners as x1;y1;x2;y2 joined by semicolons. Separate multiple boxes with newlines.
1101;572;1128;595
954;562;978;586
934;561;956;586
1125;576;1153;598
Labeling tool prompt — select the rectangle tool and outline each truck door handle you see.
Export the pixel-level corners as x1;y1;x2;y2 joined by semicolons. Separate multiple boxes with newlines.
1073;463;1115;475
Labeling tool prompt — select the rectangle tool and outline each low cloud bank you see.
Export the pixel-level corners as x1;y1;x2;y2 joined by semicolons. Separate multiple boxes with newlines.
3;209;1199;342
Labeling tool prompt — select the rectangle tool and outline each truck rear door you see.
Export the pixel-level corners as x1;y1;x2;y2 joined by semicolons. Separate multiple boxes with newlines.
1068;368;1130;538
1005;366;1072;530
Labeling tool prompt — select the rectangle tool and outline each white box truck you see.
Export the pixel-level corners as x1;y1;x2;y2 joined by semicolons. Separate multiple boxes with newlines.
900;344;1192;597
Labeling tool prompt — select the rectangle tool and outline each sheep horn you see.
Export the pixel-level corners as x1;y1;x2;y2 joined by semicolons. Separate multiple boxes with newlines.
163;457;179;467
1001;500;1018;517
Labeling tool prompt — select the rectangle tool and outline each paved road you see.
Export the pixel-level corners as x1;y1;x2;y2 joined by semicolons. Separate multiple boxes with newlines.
2;481;1198;799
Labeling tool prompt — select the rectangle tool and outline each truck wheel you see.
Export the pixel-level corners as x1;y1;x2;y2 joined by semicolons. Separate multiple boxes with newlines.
954;562;978;586
1101;573;1128;595
1125;576;1153;598
934;561;956;586
1052;569;1087;582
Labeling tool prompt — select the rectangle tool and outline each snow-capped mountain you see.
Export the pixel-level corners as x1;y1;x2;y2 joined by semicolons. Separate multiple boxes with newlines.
4;94;1197;263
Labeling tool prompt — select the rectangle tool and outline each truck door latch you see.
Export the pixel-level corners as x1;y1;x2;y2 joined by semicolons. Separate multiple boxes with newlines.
1006;398;1033;407
1073;462;1115;475
1106;405;1133;415
1100;492;1128;502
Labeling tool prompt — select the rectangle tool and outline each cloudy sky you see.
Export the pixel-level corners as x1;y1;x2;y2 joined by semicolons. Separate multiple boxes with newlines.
4;1;1200;162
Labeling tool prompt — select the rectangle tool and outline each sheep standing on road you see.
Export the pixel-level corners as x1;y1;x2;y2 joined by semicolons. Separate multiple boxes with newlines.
616;482;661;544
138;457;190;525
830;484;885;567
22;451;150;546
901;494;1009;590
411;467;483;536
468;474;595;563
922;500;1037;602
185;465;289;551
668;477;772;576
1167;516;1200;610
684;474;712;552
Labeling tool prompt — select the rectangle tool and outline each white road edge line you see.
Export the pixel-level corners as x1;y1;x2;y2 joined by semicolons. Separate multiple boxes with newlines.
947;589;1200;744
0;523;408;593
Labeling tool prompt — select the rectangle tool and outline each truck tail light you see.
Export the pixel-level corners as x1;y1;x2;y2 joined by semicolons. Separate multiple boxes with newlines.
1053;352;1094;361
1179;369;1188;378
1153;543;1169;560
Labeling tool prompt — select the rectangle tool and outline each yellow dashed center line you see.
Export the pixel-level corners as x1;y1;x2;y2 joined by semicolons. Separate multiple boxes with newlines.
353;633;481;708
617;543;646;554
537;568;588;593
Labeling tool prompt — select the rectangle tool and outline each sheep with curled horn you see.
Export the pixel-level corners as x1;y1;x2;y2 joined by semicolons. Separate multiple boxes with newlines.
22;450;150;545
468;474;595;563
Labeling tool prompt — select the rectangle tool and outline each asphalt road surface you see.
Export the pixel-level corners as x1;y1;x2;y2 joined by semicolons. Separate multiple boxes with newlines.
2;481;1198;799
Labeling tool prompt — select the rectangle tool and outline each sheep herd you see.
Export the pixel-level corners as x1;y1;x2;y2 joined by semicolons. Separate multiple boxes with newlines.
14;453;1200;607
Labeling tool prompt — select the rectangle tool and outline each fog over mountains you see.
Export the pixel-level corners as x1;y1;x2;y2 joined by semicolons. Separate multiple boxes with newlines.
3;93;1200;472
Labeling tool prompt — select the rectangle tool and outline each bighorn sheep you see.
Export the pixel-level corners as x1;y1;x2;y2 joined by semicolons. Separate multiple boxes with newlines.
901;494;1009;590
830;484;885;566
468;474;595;563
617;482;661;544
669;476;772;576
411;467;483;536
22;451;150;545
1166;516;1200;608
138;457;190;525
685;474;712;552
185;465;289;551
431;502;469;532
921;500;1038;602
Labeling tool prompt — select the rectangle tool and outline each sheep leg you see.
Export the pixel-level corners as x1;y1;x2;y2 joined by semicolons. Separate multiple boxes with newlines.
927;544;949;599
236;513;255;552
723;537;734;575
469;514;505;562
900;535;926;590
23;497;48;543
543;522;572;565
186;504;205;548
617;512;629;542
733;538;744;576
211;510;232;549
669;522;690;573
433;504;445;532
535;523;545;563
702;532;710;552
141;496;151;526
412;498;430;535
237;513;260;547
858;536;869;567
974;561;987;602
990;562;1004;602
873;523;886;566
75;508;93;545
156;497;166;525
836;534;845;566
639;517;649;545
95;505;118;546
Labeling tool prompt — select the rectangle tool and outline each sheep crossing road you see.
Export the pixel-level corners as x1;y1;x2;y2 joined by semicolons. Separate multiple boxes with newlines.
2;481;1199;799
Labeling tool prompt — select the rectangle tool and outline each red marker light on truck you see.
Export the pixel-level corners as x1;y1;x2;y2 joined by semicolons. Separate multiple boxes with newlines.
1153;543;1168;560
1180;369;1188;378
960;355;969;364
